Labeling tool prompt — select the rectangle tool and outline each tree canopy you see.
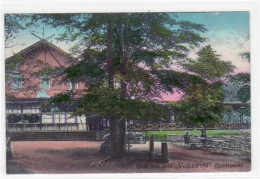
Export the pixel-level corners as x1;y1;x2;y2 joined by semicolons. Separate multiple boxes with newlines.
164;46;234;128
32;13;208;158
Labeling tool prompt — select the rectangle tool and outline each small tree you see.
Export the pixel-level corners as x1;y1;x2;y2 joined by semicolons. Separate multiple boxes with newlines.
160;45;234;130
182;45;234;129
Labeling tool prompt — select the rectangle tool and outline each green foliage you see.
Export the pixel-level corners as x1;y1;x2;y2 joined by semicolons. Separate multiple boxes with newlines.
124;64;157;98
170;45;234;128
63;60;105;84
240;52;250;62
5;14;32;48
50;93;72;103
228;73;250;103
70;44;80;56
184;45;235;81
153;70;207;93
5;54;24;72
243;106;250;117
236;85;250;103
5;54;25;83
73;86;171;121
133;50;186;68
42;92;75;111
39;67;54;75
173;85;232;127
229;73;250;84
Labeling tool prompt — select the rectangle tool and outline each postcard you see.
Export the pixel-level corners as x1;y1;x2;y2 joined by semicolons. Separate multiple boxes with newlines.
1;0;259;178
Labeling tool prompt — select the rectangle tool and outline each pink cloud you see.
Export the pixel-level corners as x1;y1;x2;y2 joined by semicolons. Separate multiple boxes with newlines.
159;89;185;102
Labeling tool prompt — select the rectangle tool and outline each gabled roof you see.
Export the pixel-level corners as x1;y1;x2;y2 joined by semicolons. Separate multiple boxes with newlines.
6;39;77;62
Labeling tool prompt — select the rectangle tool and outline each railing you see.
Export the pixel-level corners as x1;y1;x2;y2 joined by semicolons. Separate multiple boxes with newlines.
127;122;251;131
7;122;250;132
128;123;187;131
7;123;89;132
219;122;250;129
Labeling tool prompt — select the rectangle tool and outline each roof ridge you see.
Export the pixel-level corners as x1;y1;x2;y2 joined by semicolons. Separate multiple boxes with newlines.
6;39;77;62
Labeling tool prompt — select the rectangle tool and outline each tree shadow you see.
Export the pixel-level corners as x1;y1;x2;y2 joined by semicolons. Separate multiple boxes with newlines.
35;147;100;160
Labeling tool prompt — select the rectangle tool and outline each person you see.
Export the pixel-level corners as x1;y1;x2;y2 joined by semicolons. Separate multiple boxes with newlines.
184;131;191;144
200;129;207;143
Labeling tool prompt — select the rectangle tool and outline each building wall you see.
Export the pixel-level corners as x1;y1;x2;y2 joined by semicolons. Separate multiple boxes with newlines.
6;41;84;99
6;41;86;125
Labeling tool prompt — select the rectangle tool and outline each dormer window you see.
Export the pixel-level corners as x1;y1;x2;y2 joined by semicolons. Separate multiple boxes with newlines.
41;74;50;89
12;73;22;90
69;81;78;90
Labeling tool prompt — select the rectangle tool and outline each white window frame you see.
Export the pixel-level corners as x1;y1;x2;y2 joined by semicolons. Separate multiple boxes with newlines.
12;73;22;90
69;81;78;90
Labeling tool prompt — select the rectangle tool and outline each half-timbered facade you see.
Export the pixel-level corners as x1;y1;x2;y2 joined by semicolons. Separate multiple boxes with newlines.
5;39;87;127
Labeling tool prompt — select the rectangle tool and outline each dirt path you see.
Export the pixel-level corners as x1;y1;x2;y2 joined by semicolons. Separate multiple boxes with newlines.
7;141;250;174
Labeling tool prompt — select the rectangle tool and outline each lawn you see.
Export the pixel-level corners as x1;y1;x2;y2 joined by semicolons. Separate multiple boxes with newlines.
143;130;244;141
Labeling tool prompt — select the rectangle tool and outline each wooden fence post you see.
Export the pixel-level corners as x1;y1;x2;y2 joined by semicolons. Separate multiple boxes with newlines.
161;142;169;163
149;135;154;161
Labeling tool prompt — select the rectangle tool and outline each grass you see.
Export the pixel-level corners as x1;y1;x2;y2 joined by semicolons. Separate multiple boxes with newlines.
143;130;244;141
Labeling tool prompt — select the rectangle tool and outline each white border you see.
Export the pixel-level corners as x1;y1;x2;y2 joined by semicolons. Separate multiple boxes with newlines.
1;0;260;179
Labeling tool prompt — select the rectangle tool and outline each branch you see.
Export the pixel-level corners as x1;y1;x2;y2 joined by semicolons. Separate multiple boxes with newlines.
5;44;18;49
128;33;150;59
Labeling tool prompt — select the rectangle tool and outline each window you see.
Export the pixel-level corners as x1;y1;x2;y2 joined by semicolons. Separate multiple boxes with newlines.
12;73;22;89
51;107;59;113
41;74;50;89
69;81;78;90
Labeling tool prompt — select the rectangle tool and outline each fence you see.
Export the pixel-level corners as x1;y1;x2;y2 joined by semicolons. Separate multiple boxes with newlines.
7;122;250;133
127;122;250;131
7;123;88;132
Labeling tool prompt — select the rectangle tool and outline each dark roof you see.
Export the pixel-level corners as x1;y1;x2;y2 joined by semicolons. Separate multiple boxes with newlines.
6;39;77;62
223;102;250;110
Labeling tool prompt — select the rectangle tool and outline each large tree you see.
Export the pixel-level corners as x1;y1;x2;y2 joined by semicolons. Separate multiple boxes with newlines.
20;13;207;158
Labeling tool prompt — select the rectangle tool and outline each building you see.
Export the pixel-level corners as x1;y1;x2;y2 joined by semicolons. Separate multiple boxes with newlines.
223;83;250;123
5;39;88;129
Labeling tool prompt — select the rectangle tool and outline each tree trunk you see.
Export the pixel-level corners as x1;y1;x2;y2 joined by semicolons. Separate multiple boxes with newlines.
109;118;121;158
118;119;126;154
109;118;126;159
106;22;114;89
117;21;128;158
106;21;123;159
204;125;207;139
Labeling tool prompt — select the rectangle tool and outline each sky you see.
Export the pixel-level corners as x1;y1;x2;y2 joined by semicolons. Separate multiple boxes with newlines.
5;12;250;101
5;12;250;74
175;12;250;73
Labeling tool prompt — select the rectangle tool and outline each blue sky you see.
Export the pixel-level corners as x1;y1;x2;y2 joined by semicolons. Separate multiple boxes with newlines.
175;12;250;73
5;12;250;73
